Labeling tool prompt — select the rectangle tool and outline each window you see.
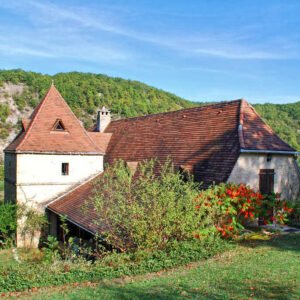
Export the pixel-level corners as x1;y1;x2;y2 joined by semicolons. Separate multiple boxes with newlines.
62;163;69;176
259;169;274;195
52;119;65;131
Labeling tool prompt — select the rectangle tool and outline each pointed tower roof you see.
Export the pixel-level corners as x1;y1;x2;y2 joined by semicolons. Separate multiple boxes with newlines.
5;85;103;154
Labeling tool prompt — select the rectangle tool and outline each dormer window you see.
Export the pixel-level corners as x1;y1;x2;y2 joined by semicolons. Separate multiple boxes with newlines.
52;119;65;131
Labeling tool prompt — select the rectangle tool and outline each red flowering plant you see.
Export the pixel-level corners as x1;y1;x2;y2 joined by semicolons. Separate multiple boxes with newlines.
259;192;293;225
194;183;293;239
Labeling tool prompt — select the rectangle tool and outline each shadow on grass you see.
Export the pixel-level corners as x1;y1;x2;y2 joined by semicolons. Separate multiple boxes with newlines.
239;233;300;253
76;281;296;300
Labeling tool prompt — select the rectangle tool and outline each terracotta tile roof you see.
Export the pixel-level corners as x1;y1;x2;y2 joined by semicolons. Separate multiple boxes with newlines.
87;132;112;154
47;99;297;235
48;174;103;234
5;85;103;154
240;100;295;151
104;100;242;185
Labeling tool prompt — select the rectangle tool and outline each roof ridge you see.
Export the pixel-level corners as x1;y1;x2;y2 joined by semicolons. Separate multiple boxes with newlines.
108;99;243;126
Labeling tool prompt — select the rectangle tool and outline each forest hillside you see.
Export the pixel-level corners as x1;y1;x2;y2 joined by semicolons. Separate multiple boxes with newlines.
0;69;299;156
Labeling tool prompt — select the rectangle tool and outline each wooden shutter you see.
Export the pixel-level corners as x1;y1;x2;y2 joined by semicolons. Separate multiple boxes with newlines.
259;169;274;195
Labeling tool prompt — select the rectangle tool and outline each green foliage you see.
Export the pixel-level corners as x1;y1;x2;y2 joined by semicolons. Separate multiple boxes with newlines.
255;102;300;152
29;235;300;300
0;203;17;247
196;184;294;239
0;103;10;122
0;236;229;293
91;159;216;252
0;69;298;154
0;69;195;121
16;204;47;247
43;235;60;263
0;103;11;139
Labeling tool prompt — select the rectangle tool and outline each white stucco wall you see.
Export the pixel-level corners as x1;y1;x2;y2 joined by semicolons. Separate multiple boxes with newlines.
15;153;103;208
227;153;300;201
5;152;103;247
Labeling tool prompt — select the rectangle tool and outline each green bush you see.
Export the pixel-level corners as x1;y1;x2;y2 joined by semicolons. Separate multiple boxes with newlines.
0;127;9;139
90;159;216;252
0;103;10;122
0;237;229;292
0;203;17;247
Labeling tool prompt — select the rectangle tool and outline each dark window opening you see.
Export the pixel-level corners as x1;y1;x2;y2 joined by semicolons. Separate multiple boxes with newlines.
53;119;65;131
259;169;274;195
62;163;69;176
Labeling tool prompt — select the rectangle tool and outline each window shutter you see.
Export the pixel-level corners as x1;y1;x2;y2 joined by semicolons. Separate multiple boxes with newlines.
259;169;274;195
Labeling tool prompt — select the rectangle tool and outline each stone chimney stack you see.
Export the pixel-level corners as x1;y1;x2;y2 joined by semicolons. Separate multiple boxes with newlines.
96;106;111;132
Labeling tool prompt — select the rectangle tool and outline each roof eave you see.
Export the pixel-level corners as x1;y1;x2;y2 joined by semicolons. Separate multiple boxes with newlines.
4;150;105;155
240;149;299;155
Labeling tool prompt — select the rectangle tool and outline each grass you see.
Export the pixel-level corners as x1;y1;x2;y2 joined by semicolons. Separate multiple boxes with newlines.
0;249;16;268
9;234;300;300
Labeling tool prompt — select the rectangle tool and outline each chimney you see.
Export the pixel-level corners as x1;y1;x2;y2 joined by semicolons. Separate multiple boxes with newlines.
96;106;111;132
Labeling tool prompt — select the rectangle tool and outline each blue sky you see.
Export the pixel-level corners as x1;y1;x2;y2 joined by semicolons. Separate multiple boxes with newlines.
0;0;300;104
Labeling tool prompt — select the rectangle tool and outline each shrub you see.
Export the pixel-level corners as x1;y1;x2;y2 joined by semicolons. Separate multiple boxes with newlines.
195;183;293;238
259;193;293;225
0;103;10;122
0;203;17;247
90;159;217;252
0;237;230;293
288;201;300;227
17;204;48;246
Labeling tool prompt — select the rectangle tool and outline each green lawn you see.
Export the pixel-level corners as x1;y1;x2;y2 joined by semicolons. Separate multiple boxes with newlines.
18;234;299;300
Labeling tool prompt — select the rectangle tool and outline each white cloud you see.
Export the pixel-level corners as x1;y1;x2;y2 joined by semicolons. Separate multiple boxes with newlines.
0;0;299;62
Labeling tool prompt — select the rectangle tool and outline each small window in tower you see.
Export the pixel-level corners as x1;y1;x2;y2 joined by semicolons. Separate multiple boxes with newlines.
53;119;66;131
62;163;69;176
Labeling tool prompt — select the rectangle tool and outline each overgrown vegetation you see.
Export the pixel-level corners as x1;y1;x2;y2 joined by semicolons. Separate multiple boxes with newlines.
0;203;16;248
26;234;300;300
91;159;216;252
0;103;10;139
0;69;195;128
0;237;228;293
0;202;46;248
196;183;294;239
0;159;297;294
255;103;300;151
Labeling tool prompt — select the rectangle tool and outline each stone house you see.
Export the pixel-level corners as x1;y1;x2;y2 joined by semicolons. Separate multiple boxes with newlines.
4;85;300;247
